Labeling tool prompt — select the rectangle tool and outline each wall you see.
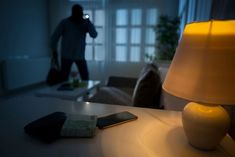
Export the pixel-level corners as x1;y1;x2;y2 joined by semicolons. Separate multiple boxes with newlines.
0;0;50;94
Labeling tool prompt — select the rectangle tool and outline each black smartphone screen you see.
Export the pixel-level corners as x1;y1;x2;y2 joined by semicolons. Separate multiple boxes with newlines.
97;111;138;129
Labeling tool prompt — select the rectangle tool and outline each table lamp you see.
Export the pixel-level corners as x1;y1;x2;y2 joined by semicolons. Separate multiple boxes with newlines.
163;20;235;150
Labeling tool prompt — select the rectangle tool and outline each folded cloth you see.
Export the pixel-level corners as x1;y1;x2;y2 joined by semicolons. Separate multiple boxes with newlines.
60;114;97;137
24;112;97;143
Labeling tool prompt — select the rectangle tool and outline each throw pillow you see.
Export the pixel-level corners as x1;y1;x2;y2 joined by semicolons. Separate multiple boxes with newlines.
132;67;162;109
138;63;159;77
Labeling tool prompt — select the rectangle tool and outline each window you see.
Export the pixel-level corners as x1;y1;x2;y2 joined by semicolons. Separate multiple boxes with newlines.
113;8;158;62
68;1;158;63
84;9;105;61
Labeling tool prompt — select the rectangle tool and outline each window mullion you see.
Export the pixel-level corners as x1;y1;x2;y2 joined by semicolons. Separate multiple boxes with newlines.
92;9;95;61
127;9;131;62
140;8;147;62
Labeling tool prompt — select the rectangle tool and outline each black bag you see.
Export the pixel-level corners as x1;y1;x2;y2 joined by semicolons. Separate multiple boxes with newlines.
46;58;62;86
24;112;66;143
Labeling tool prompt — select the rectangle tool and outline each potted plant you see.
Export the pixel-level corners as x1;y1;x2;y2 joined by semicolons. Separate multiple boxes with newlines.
146;15;180;62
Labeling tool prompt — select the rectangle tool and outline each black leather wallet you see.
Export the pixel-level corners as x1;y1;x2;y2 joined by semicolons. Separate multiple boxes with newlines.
24;111;97;143
24;112;66;143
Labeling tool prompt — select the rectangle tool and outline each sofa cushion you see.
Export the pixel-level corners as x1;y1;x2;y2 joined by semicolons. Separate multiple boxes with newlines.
106;76;137;96
87;87;132;106
132;64;162;109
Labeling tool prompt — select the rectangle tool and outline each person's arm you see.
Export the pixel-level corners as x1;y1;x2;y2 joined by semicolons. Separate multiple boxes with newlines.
87;19;98;38
50;20;64;59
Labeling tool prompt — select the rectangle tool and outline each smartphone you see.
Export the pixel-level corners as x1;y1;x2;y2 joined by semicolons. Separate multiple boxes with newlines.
97;111;138;129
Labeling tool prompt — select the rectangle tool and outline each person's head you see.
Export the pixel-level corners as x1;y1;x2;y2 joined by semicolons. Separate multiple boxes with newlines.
71;4;83;20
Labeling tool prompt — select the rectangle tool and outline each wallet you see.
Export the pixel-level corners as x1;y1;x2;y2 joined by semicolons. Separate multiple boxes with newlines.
24;112;97;143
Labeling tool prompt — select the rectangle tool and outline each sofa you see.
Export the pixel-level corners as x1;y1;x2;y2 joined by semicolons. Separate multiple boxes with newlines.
86;63;187;110
86;63;235;140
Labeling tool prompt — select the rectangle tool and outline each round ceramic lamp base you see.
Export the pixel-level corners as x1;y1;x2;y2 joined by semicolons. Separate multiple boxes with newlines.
182;102;230;150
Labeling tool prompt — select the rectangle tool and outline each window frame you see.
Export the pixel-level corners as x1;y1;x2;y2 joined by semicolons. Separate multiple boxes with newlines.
69;1;158;63
112;7;158;62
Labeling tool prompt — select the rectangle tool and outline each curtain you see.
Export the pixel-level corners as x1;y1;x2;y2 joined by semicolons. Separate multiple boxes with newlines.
210;0;235;19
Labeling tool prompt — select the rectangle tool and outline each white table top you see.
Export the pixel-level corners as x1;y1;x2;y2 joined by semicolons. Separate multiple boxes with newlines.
35;80;100;101
0;95;234;157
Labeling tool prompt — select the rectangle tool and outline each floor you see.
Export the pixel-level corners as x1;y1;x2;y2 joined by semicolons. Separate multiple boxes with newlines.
0;82;98;103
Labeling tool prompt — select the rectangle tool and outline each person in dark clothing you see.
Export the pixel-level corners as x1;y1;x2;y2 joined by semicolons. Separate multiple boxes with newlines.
51;4;97;81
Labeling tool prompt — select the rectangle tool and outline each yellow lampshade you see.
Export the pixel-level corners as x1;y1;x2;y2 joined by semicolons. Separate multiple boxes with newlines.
163;20;235;150
163;20;235;105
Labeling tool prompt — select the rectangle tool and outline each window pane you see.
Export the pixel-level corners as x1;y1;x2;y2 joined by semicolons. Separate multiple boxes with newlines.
116;28;127;44
85;45;93;60
84;10;93;21
145;28;155;44
115;46;127;62
146;9;158;25
145;46;155;61
86;34;93;43
130;46;140;62
131;9;142;25
131;28;141;44
95;46;105;61
94;28;104;44
95;10;105;26
116;9;127;26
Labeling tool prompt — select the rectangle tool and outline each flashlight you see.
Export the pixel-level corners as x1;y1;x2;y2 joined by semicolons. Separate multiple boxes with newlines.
83;14;89;19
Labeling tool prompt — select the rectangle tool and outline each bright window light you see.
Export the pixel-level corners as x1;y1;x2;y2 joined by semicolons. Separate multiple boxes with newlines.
116;9;128;26
85;46;93;60
95;10;105;26
146;8;158;25
131;28;141;44
130;46;140;62
95;28;104;44
116;28;127;44
115;46;127;62
131;9;142;25
95;46;105;61
145;28;155;44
